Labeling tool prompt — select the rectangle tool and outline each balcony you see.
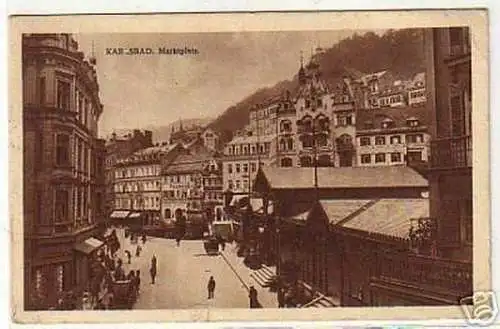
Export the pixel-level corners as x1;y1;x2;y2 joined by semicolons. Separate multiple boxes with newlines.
374;251;472;296
430;136;472;170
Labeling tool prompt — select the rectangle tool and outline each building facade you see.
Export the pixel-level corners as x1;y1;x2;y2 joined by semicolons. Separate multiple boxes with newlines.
222;134;277;195
104;130;153;217
426;27;472;262
23;34;106;309
112;144;183;226
160;142;215;222
355;106;431;167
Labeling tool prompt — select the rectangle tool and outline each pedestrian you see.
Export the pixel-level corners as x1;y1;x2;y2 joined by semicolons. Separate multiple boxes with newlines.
127;270;135;281
249;286;259;308
136;245;141;257
142;233;147;244
125;250;131;264
150;255;157;284
135;270;141;293
277;287;285;308
207;276;216;299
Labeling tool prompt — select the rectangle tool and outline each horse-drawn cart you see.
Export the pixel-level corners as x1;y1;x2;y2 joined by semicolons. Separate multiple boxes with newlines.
203;236;220;255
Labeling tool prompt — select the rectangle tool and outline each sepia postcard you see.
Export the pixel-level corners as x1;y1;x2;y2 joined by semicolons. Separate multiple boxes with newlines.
9;10;493;325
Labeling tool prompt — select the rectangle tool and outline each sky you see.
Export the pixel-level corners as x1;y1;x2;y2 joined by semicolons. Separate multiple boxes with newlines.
76;30;384;138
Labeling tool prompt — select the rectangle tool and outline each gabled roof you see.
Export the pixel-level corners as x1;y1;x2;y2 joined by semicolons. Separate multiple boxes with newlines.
163;145;215;175
255;165;428;191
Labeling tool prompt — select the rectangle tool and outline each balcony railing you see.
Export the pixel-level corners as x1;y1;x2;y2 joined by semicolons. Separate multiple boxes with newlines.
375;251;472;295
430;135;472;169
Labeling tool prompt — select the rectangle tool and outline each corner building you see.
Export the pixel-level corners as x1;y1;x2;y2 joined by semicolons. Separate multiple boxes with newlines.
23;34;106;310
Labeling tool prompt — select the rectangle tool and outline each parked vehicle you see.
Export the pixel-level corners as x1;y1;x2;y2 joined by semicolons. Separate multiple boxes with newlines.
203;236;220;255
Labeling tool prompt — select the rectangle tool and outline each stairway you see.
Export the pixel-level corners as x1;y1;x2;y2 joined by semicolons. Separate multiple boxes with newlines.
250;265;276;288
302;293;339;308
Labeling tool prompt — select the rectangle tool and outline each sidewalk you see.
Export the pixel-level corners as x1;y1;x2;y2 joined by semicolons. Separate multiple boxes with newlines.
220;242;277;308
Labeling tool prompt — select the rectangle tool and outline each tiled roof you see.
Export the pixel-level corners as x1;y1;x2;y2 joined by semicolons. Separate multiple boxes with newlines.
163;147;214;175
342;198;429;239
259;166;428;190
356;105;431;131
227;134;276;145
319;199;373;225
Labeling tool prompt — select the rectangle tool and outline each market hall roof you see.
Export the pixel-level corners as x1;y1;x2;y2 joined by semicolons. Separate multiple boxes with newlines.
342;198;429;240
254;165;428;192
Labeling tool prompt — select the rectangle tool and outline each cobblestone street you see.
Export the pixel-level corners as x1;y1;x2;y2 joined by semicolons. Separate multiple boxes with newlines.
113;228;252;309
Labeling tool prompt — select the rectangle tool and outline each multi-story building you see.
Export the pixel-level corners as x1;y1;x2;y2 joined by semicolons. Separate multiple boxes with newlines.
23;34;106;310
112;143;183;226
201;158;224;221
104;130;153;217
426;27;472;262
294;57;335;168
160;142;215;220
355;105;431;167
222;134;277;195
276;94;297;167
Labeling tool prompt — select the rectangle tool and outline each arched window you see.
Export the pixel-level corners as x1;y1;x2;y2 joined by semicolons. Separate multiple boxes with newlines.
337;133;353;146
164;208;171;219
300;156;312;167
316;134;328;147
175;208;183;219
281;157;293;167
287;138;294;150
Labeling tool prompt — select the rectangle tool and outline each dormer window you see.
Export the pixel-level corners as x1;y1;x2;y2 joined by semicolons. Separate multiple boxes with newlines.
407;117;420;127
381;118;394;129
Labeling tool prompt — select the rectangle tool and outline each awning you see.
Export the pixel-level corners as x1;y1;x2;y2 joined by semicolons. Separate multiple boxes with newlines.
249;198;274;214
74;237;104;254
128;212;142;218
109;210;130;219
230;195;248;207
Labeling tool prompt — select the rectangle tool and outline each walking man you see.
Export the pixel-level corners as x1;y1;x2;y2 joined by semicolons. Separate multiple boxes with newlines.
125;250;131;264
150;255;157;284
249;286;259;308
207;276;216;299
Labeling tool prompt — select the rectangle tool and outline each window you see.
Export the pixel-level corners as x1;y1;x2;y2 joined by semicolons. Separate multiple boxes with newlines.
55;134;70;166
407;119;420;127
243;163;248;172
361;154;371;164
375;136;386;145
317;98;323;107
316;134;327;147
381;119;394;129
390;135;402;144
450;94;465;136
164;208;171;219
281;157;293;167
39;77;46;105
251;162;257;172
54;189;69;223
287;138;293;150
57;80;71;110
301;135;313;148
228;180;233;189
360;137;371;146
390;152;401;163
236;164;241;173
251;146;256;154
227;164;233;174
407;151;423;163
406;134;424;143
375;153;386;163
235;180;241;190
